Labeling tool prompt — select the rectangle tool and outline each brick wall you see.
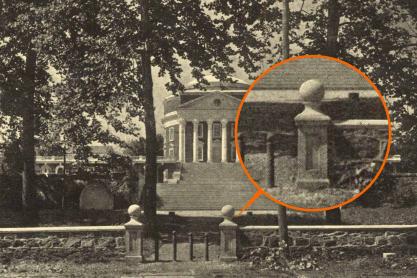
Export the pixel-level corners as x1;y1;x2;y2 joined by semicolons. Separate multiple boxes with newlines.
243;119;389;190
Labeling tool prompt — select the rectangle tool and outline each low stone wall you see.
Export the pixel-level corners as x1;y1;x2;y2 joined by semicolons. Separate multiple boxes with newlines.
0;227;125;263
239;226;417;256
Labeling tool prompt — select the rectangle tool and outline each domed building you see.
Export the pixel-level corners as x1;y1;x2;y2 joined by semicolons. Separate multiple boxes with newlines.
162;75;249;163
29;57;396;211
161;58;387;165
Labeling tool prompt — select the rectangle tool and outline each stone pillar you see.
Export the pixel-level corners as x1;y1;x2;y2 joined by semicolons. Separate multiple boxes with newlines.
266;132;275;188
294;79;330;190
237;132;245;163
178;119;186;162
125;204;144;263
207;119;213;162
219;205;238;262
221;119;228;163
193;119;199;162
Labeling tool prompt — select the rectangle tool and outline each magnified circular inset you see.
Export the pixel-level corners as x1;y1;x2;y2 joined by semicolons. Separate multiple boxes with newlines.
234;55;392;212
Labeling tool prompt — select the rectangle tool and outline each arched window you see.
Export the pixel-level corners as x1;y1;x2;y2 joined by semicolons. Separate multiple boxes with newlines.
41;165;50;176
55;165;64;175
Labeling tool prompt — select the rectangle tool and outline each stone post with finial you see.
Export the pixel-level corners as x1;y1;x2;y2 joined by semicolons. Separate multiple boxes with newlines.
294;79;331;190
124;204;144;263
219;205;238;262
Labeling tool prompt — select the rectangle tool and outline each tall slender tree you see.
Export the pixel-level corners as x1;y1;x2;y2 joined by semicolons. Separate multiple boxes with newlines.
47;0;280;234
1;1;142;219
278;0;290;254
0;1;52;223
297;0;417;218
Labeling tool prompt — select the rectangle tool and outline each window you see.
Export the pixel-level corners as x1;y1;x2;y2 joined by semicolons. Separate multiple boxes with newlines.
169;148;175;158
41;165;50;175
55;166;64;175
213;122;221;139
230;143;236;161
198;122;204;139
198;145;204;161
230;122;235;139
168;127;175;142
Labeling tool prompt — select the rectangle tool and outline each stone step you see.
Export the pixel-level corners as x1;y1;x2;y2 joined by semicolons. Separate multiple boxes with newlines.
157;187;274;211
156;162;274;211
179;163;245;183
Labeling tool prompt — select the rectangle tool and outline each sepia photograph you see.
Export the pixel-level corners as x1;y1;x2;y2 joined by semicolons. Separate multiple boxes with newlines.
0;0;416;277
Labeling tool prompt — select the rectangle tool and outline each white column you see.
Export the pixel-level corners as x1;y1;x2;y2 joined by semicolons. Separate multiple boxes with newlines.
221;119;228;163
232;123;240;163
193;119;199;162
207;119;213;163
178;119;186;162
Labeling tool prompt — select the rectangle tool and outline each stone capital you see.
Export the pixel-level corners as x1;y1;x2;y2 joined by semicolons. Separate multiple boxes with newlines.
295;105;331;125
192;119;199;126
221;119;228;125
219;219;238;228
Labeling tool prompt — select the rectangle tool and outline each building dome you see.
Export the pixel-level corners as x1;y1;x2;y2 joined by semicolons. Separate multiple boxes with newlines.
184;75;249;91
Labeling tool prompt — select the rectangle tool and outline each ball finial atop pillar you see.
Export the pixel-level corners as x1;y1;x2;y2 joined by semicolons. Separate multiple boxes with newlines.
221;205;235;220
299;79;325;102
294;79;330;190
128;204;141;221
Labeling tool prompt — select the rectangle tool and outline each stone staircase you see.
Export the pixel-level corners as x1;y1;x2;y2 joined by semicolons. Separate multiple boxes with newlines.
179;163;247;184
157;163;275;211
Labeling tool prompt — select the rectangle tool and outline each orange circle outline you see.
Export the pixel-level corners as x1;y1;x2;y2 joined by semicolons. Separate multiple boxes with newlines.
234;54;392;212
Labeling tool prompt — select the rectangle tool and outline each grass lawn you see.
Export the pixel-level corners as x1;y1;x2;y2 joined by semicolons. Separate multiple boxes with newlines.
342;203;417;224
0;261;286;277
1;256;416;277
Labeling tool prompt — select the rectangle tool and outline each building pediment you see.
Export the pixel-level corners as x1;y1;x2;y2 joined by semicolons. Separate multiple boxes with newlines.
178;92;241;110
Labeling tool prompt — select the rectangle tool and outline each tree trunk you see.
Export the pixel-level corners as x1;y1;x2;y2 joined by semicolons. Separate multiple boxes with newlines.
324;0;342;224
282;0;290;59
21;48;38;226
325;0;340;57
278;0;290;255
140;0;158;236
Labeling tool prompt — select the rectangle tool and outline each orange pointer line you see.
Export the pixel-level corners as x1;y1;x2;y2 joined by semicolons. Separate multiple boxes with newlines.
238;189;264;216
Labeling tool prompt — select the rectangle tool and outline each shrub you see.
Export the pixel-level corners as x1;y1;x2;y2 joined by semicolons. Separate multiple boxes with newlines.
354;163;396;207
241;242;322;272
0;175;22;209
